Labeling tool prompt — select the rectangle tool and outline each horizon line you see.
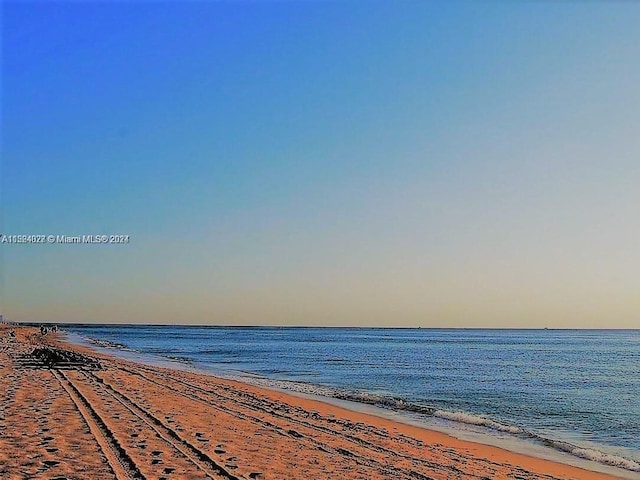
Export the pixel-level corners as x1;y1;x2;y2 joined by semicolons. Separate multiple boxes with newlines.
10;321;640;331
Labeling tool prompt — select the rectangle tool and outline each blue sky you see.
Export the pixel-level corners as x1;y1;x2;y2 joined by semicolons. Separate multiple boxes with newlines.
2;1;639;326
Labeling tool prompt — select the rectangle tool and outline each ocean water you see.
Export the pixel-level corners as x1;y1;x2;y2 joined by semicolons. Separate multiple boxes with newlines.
62;325;640;473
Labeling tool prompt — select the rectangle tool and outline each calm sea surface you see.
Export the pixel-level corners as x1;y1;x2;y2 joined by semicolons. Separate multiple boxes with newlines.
62;326;640;472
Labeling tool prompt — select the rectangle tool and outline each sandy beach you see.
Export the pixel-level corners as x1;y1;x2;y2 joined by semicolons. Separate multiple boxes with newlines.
0;325;626;480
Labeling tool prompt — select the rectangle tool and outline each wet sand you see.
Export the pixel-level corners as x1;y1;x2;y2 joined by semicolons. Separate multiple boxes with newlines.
0;325;626;480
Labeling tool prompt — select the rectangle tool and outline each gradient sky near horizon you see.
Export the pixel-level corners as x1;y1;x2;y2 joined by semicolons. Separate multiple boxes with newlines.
2;1;639;327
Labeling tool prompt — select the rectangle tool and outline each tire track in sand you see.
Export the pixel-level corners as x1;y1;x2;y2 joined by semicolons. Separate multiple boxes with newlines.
78;370;241;480
117;364;560;480
108;366;448;480
53;369;145;480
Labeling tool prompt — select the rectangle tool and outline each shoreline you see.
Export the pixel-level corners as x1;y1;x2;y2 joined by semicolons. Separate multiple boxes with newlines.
1;325;632;480
66;328;639;479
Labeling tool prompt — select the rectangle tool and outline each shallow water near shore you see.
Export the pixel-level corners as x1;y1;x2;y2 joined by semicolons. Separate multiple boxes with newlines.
62;325;640;475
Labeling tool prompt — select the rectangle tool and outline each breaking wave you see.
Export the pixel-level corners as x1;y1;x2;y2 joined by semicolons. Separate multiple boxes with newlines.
432;410;523;434
85;337;134;351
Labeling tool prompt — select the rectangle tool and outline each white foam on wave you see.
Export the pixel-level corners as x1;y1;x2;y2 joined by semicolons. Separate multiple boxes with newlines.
433;410;523;434
551;443;640;472
230;374;340;398
87;337;134;352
